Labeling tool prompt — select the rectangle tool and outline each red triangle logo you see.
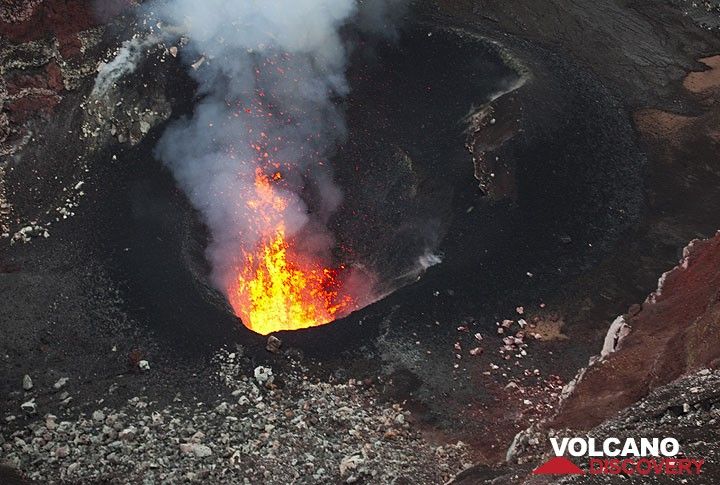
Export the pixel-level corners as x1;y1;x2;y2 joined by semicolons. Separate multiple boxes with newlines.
532;457;585;475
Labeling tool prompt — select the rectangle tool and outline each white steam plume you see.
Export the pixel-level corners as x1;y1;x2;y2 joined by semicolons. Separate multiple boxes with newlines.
147;0;406;311
93;36;156;97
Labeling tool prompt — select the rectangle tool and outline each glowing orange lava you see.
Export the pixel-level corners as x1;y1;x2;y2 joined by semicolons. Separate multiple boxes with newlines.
228;170;353;335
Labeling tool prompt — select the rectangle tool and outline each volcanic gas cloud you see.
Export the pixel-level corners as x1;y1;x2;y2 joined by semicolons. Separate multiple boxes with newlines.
153;0;403;334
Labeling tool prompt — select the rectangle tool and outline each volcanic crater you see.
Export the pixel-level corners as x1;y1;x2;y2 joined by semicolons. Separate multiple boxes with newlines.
106;22;644;360
3;1;720;483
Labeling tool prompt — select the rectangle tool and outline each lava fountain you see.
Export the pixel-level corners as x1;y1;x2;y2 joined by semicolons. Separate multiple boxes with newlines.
221;75;363;335
228;169;355;335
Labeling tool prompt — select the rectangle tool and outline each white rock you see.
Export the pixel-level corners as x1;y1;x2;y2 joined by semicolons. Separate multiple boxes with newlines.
93;410;105;422
119;426;137;441
45;414;57;430
138;360;150;371
191;56;206;70
21;398;36;414
339;454;364;477
180;443;212;458
254;366;273;386
53;377;69;389
22;374;33;391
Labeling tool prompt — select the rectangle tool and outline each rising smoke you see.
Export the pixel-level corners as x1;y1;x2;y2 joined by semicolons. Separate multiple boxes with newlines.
147;0;407;313
93;36;157;97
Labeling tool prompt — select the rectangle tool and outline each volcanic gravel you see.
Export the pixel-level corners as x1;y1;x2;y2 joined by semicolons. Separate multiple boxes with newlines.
559;368;720;484
0;349;470;484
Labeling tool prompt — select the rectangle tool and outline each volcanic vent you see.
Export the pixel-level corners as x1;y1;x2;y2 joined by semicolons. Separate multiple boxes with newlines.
201;55;377;336
153;1;381;335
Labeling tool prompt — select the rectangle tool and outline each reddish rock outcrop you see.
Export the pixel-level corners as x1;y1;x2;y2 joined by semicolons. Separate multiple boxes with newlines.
0;0;132;57
552;231;720;430
0;0;134;154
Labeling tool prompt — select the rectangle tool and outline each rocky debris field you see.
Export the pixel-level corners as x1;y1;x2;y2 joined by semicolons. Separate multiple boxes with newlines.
559;368;720;484
0;349;470;484
451;368;720;484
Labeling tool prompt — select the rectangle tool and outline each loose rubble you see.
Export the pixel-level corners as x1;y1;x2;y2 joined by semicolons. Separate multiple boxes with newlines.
52;377;68;390
0;349;470;484
266;335;282;354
